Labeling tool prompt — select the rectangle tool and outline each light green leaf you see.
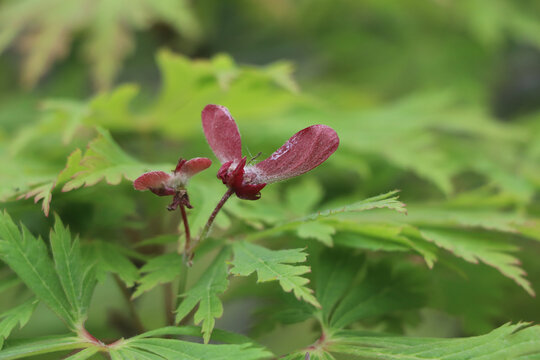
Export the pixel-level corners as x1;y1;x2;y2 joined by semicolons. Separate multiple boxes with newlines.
17;148;84;217
175;249;231;343
132;325;260;345
63;347;100;360
0;152;59;207
327;323;540;359
0;299;38;349
297;222;335;246
85;240;139;287
421;228;535;296
62;128;167;192
117;337;271;360
404;205;527;233
246;191;407;242
0;211;76;327
0;0;200;89
132;253;183;299
143;50;301;138
302;190;407;220
230;242;320;308
49;216;96;324
330;222;438;268
9;100;89;156
110;347;161;360
0;336;87;360
285;179;324;215
340;202;537;289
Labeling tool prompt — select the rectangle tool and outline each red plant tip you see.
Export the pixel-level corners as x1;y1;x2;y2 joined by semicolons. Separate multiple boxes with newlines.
133;157;211;208
202;104;339;200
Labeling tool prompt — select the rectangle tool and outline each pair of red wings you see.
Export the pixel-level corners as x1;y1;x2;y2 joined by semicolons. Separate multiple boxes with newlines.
202;105;339;184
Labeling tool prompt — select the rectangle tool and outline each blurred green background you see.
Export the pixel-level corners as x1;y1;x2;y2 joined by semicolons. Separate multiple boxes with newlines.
1;0;540;357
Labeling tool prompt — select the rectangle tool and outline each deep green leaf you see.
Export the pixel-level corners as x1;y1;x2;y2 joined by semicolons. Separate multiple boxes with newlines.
175;248;230;343
0;273;21;295
329;260;426;329
49;216;96;324
0;211;76;327
315;249;362;323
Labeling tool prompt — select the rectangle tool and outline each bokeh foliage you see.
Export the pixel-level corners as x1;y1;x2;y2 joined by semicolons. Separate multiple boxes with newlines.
0;0;540;359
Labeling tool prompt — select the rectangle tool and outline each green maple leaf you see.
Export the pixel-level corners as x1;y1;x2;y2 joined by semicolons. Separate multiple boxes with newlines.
176;248;231;343
49;216;96;324
421;228;534;296
19;127;170;216
0;211;77;327
0;336;88;360
85;240;140;287
0;0;201;89
326;323;540;359
132;253;183;299
0;298;38;349
17;148;84;216
0;212;96;331
230;241;320;308
62;128;156;192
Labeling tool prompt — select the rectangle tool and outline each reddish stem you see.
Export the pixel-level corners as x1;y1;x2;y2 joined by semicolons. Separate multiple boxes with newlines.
188;189;234;260
199;188;234;242
179;203;191;255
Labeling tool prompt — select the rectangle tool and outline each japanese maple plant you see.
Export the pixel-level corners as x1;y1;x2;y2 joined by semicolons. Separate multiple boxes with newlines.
0;103;539;360
134;105;339;263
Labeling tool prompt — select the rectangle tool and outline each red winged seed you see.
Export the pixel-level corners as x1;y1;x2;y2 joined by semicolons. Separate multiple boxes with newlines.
133;171;174;196
253;124;339;184
202;105;243;164
134;157;212;202
174;159;188;173
179;157;212;177
202;104;339;200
